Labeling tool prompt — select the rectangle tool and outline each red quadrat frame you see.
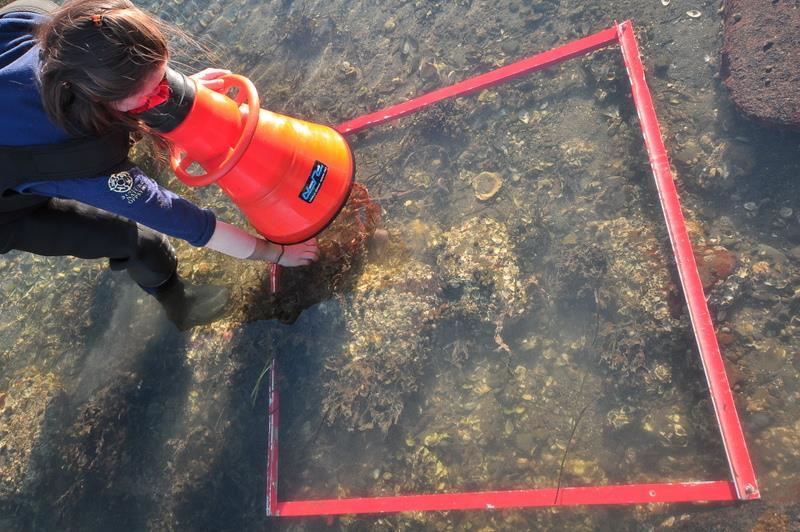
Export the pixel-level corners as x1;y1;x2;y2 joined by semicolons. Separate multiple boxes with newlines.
265;20;760;517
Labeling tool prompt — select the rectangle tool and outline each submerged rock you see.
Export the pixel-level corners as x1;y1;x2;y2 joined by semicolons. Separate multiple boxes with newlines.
323;217;529;431
438;216;526;321
322;260;441;432
587;216;684;382
438;216;527;352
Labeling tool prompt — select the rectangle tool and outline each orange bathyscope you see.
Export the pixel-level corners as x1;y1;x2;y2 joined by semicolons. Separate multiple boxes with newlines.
159;74;354;245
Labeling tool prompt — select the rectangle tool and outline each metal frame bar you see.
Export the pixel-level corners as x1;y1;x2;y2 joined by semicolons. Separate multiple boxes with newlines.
616;21;758;499
265;20;759;517
272;480;737;517
334;26;619;135
266;361;279;516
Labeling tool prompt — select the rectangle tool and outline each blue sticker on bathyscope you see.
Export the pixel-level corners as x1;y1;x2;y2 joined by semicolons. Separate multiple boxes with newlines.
299;161;327;203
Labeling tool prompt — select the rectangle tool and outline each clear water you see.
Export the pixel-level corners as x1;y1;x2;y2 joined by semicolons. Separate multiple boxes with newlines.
1;1;799;530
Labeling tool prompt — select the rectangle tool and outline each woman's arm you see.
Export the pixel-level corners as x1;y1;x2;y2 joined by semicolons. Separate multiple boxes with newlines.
19;165;216;246
19;165;320;265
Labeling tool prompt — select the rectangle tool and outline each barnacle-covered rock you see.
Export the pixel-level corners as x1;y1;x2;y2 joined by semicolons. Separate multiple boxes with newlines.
322;260;441;432
593;216;676;326
548;242;607;309
438;216;526;322
582;216;685;382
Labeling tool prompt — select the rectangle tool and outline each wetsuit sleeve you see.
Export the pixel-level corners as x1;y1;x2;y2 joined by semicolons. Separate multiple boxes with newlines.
17;166;217;246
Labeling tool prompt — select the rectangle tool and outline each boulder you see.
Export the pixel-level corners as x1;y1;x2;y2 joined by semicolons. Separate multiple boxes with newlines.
721;0;800;129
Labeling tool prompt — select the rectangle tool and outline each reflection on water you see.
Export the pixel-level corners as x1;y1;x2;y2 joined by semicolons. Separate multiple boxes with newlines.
1;0;799;530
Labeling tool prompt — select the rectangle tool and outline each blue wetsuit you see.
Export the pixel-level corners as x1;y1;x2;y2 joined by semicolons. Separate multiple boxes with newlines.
0;9;215;246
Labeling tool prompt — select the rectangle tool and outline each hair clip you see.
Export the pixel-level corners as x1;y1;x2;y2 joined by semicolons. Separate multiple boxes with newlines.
91;14;103;27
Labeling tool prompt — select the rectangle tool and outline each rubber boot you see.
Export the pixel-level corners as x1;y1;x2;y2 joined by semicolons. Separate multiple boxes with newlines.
153;273;231;331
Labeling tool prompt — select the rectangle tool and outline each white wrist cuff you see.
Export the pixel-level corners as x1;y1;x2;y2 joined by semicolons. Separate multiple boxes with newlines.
204;220;259;259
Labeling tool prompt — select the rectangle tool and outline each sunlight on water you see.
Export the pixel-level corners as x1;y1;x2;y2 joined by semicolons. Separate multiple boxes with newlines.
1;1;799;530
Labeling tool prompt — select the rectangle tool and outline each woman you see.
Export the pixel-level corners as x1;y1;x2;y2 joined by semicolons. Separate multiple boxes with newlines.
0;0;319;330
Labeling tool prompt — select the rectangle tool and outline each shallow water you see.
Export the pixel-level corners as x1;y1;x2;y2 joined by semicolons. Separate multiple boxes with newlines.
1;1;799;531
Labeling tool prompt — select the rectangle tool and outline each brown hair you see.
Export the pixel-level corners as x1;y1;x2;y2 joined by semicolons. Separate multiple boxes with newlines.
36;0;169;137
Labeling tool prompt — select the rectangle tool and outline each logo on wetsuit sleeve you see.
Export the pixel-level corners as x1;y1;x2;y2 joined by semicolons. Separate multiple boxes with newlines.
299;161;327;203
108;170;146;203
108;171;133;193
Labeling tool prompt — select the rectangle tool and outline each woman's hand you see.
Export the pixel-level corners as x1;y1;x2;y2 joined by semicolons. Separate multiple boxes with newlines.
190;68;231;92
248;237;320;267
206;221;319;266
272;238;320;267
